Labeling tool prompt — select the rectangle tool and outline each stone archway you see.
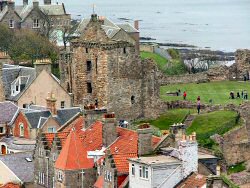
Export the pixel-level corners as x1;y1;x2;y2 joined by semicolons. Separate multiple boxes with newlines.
1;145;6;155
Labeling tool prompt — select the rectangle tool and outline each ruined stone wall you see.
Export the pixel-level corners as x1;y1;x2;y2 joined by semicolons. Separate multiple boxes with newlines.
235;49;250;80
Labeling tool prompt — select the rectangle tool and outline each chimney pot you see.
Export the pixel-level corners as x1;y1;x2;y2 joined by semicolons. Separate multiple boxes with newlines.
134;20;139;30
216;165;221;176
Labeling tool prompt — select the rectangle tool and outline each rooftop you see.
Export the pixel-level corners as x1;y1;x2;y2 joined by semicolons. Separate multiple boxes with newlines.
129;155;181;166
0;101;19;124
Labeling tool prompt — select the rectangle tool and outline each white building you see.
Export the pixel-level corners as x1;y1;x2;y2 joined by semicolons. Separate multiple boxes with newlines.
129;136;198;188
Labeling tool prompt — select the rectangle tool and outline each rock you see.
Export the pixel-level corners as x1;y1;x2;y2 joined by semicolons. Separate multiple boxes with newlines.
210;134;223;145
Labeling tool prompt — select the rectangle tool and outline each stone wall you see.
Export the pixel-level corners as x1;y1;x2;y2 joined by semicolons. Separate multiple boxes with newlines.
0;62;5;102
235;49;250;80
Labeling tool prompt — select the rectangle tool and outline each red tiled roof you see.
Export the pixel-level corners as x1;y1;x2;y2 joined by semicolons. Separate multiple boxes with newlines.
0;183;21;188
44;132;69;148
55;130;94;170
112;153;137;173
94;175;104;188
62;116;84;132
175;173;206;188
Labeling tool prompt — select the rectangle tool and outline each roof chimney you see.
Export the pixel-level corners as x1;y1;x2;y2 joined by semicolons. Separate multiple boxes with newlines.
7;1;15;11
44;0;51;5
23;0;28;6
91;14;98;22
137;123;153;156
102;113;117;147
46;92;57;115
134;20;139;30
33;0;39;8
34;58;52;76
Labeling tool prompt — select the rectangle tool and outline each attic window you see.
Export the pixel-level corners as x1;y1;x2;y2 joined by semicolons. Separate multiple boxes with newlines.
25;157;32;162
9;19;14;28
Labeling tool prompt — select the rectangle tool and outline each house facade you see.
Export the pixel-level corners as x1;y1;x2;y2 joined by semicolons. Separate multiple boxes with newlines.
0;0;70;36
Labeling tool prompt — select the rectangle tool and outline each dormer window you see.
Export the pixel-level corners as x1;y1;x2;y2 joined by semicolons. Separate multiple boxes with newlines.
9;19;14;28
58;171;63;181
33;19;39;28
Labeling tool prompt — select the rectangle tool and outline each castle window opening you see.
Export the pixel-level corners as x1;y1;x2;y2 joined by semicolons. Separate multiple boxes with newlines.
96;57;98;74
87;60;92;72
86;48;89;53
131;95;135;104
87;82;92;93
123;47;126;54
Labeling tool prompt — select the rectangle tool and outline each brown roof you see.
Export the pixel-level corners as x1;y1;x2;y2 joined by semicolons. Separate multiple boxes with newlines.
175;173;206;188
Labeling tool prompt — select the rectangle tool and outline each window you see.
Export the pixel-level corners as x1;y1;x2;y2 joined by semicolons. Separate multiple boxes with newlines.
131;95;135;104
38;172;45;184
48;127;56;133
123;47;126;54
61;101;65;109
0;127;4;134
53;154;56;161
19;124;24;137
86;48;88;53
132;164;135;175
96;58;98;74
9;19;14;28
16;85;19;92
58;171;63;181
87;60;92;72
87;82;92;93
38;147;43;156
33;19;39;28
139;166;149;179
23;104;28;108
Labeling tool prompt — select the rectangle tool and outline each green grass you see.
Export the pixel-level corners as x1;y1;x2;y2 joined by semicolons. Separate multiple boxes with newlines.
135;109;193;130
221;175;240;188
161;81;250;105
140;51;168;71
228;162;246;175
186;110;239;148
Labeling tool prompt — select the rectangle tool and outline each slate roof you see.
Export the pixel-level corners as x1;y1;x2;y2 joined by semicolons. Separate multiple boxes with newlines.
2;65;36;101
0;136;35;151
74;16;137;41
0;151;34;183
25;111;51;129
0;6;8;21
0;101;19;124
55;107;81;125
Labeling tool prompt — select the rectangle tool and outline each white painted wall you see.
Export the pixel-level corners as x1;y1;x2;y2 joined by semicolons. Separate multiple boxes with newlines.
129;162;152;188
0;161;20;184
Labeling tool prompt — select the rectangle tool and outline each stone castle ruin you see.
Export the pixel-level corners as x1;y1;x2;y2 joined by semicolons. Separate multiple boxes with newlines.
60;14;161;120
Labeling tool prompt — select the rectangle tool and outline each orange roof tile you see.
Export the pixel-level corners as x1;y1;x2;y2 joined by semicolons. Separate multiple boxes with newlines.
61;116;84;132
0;183;21;188
55;130;94;170
176;173;206;188
44;132;69;148
112;153;138;173
94;175;104;188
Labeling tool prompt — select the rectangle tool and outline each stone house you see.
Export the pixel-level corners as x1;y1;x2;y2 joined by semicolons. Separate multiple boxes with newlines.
61;14;159;120
0;0;70;36
1;60;72;109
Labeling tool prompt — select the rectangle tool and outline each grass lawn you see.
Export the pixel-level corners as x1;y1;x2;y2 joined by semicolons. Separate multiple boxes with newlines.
186;110;239;147
140;51;168;71
161;81;250;105
135;109;193;130
228;162;246;175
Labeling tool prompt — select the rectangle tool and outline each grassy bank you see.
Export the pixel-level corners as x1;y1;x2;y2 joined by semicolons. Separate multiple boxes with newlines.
161;81;250;105
140;51;168;71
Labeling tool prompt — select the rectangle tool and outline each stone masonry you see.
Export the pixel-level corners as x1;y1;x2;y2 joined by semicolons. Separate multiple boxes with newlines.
68;14;160;120
0;61;5;102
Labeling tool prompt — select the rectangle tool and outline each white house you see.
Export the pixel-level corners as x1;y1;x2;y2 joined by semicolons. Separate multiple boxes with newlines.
129;135;199;188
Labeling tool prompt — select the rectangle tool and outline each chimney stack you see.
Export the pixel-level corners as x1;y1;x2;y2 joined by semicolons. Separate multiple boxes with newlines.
34;58;52;76
44;0;51;5
102;113;117;147
134;20;139;30
46;92;57;115
216;165;221;176
33;0;39;8
23;0;28;6
137;123;153;156
7;1;15;11
170;123;186;146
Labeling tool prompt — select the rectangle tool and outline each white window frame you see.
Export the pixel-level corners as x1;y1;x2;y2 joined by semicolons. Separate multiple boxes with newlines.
38;147;43;157
131;164;135;176
58;171;63;181
139;166;149;179
33;19;40;28
19;123;24;137
0;126;5;134
9;19;14;28
48;127;56;133
61;101;65;108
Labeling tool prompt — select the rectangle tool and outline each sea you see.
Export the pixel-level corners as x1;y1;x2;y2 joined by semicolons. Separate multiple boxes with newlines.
16;0;250;52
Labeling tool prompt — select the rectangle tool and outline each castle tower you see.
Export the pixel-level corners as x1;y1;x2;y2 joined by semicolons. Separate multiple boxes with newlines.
70;14;146;120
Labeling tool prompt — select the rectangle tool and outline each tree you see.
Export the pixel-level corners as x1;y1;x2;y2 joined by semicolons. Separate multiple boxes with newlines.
8;29;58;63
0;23;14;51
